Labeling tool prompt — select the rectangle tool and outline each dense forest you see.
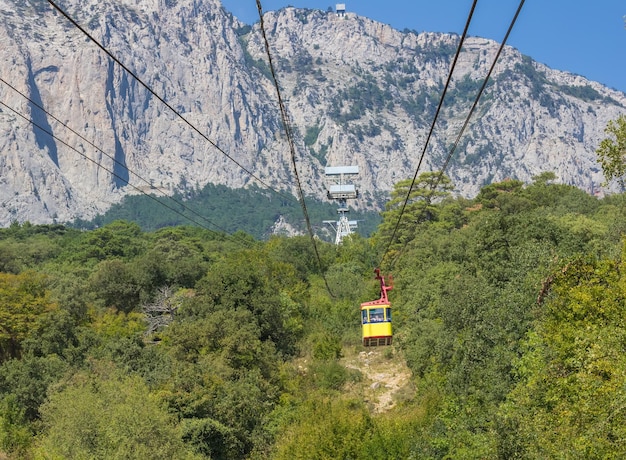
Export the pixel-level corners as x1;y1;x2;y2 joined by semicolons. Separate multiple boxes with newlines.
73;183;382;240
1;168;626;458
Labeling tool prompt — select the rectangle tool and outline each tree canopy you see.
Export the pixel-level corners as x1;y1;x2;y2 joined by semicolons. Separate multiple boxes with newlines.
0;177;625;458
596;114;626;189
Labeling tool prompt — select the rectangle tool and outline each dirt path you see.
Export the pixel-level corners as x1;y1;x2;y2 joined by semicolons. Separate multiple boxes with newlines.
342;347;413;413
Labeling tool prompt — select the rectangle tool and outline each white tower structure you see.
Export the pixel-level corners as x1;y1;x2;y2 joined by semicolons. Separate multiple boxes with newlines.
323;165;359;245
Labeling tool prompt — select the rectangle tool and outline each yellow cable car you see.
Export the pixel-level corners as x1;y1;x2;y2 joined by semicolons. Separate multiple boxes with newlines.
360;269;393;347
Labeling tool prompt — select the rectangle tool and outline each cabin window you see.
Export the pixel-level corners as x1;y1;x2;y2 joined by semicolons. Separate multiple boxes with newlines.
386;308;392;321
370;308;384;322
362;310;368;324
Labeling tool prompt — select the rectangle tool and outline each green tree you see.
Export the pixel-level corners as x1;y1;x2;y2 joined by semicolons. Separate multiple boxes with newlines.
158;302;286;458
0;395;32;456
499;246;626;459
596;114;626;189
272;398;371;459
66;220;147;265
22;309;79;358
0;354;68;421
190;249;305;356
0;272;55;361
376;172;454;253
475;179;527;211
391;180;582;456
36;364;199;459
88;259;141;313
133;234;210;291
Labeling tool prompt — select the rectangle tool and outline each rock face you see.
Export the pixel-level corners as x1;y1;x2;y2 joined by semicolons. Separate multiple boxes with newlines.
0;0;624;225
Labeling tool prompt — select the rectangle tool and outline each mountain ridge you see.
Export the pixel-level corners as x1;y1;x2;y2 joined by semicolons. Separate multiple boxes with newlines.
0;0;624;226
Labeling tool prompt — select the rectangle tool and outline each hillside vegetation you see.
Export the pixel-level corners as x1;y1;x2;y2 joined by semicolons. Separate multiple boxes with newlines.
73;183;382;240
0;175;625;459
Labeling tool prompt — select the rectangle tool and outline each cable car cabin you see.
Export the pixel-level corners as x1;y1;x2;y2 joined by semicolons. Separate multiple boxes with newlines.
360;269;393;347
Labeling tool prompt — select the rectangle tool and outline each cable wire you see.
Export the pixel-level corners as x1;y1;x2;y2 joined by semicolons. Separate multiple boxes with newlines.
381;0;526;271
45;0;296;204
0;76;256;244
379;0;478;268
435;0;526;184
0;96;257;248
255;0;335;296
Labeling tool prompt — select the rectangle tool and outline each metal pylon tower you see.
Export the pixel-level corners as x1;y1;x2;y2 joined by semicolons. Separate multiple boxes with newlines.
323;165;359;245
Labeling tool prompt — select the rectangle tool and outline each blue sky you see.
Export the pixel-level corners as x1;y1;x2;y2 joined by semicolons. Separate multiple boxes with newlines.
221;0;626;94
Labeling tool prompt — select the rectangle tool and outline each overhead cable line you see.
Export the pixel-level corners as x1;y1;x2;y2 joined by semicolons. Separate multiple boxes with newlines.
383;0;527;271
435;0;526;184
255;0;335;296
380;0;478;267
44;0;296;204
0;76;254;243
0;96;255;248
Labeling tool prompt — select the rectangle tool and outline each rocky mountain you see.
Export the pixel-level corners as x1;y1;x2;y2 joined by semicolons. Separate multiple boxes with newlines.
0;0;624;226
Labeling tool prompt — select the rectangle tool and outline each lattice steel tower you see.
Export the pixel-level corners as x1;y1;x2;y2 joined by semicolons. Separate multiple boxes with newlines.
323;165;359;245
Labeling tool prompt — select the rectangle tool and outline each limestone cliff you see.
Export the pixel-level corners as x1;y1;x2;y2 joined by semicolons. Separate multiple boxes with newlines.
0;0;624;225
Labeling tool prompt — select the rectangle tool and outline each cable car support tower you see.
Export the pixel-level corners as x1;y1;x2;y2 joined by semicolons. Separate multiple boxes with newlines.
323;165;359;245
